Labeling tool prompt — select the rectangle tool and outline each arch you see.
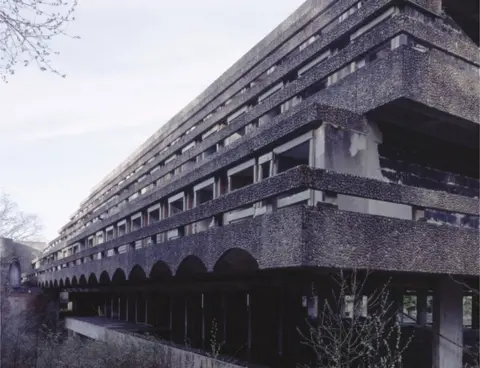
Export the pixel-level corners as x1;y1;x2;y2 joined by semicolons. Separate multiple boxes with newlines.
8;261;21;287
53;280;59;288
176;255;207;277
99;271;110;286
79;275;87;286
72;276;78;287
65;278;71;287
128;265;146;282
149;261;172;281
213;248;259;274
111;268;126;285
48;281;53;288
59;279;64;288
88;273;98;285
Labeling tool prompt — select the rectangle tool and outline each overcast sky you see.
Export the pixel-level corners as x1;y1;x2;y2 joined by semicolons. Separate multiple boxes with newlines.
0;0;305;241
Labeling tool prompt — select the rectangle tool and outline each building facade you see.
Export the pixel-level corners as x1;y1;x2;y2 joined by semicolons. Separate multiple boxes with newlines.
30;0;479;367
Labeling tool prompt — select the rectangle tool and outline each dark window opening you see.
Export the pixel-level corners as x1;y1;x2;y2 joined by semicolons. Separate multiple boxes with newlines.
131;216;142;231
301;80;326;99
195;185;214;206
169;196;184;216
277;141;310;173
230;166;255;191
148;208;160;224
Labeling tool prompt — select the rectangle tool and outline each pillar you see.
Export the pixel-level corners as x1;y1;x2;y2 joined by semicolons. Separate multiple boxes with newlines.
417;290;428;326
472;293;479;330
247;292;252;362
432;277;463;368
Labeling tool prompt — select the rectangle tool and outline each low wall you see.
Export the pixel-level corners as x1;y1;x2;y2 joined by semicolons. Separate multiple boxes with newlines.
65;317;244;368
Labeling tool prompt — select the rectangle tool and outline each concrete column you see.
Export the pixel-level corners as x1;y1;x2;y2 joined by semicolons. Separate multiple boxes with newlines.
201;293;206;350
432;277;463;368
184;296;188;344
145;296;148;324
277;291;284;357
169;295;174;341
417;290;428;326
247;293;252;362
472;293;479;330
221;294;227;344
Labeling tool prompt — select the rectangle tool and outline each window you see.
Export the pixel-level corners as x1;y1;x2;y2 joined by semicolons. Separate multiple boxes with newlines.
202;125;219;140
202;144;218;160
106;227;115;241
117;220;128;236
228;159;256;191
350;7;397;41
131;213;142;231
258;82;283;103
181;141;196;154
194;178;215;206
224;126;246;146
96;231;104;245
281;95;302;113
259;106;281;127
299;35;317;51
168;192;185;216
258;153;273;181
165;154;176;165
298;50;331;77
227;106;249;124
148;204;161;224
274;133;312;174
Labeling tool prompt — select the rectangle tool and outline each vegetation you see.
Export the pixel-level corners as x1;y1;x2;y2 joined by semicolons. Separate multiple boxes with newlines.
0;0;78;81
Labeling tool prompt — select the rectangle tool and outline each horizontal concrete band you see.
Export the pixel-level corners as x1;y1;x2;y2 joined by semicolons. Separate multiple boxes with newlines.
58;16;478;246
55;103;362;252
42;204;479;284
66;1;479;233
76;0;381;210
37;165;479;273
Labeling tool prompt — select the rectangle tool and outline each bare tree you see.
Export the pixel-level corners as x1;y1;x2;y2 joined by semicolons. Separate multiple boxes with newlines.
0;191;43;241
0;0;78;82
299;271;413;368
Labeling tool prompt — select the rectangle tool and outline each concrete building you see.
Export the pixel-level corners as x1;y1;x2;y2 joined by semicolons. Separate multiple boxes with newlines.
29;0;479;367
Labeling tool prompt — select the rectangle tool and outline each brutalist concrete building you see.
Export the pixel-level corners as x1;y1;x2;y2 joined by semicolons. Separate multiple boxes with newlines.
31;0;479;367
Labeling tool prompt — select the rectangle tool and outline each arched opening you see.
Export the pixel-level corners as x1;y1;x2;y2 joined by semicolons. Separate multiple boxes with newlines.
59;279;64;288
72;276;78;287
176;255;207;277
128;265;147;283
88;273;98;286
149;261;172;281
53;280;59;288
65;278;71;287
8;261;21;287
79;275;87;286
99;271;110;286
111;268;126;285
214;248;259;274
48;281;53;288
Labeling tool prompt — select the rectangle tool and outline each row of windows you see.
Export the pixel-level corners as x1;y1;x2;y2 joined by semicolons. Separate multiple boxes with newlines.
40;126;328;267
48;4;436;256
60;0;372;240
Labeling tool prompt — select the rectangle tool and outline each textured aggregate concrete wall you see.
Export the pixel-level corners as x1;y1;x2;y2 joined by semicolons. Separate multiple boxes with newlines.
62;0;478;235
44;201;479;285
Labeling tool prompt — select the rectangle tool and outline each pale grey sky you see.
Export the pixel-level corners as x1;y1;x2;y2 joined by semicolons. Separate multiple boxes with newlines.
0;0;305;241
